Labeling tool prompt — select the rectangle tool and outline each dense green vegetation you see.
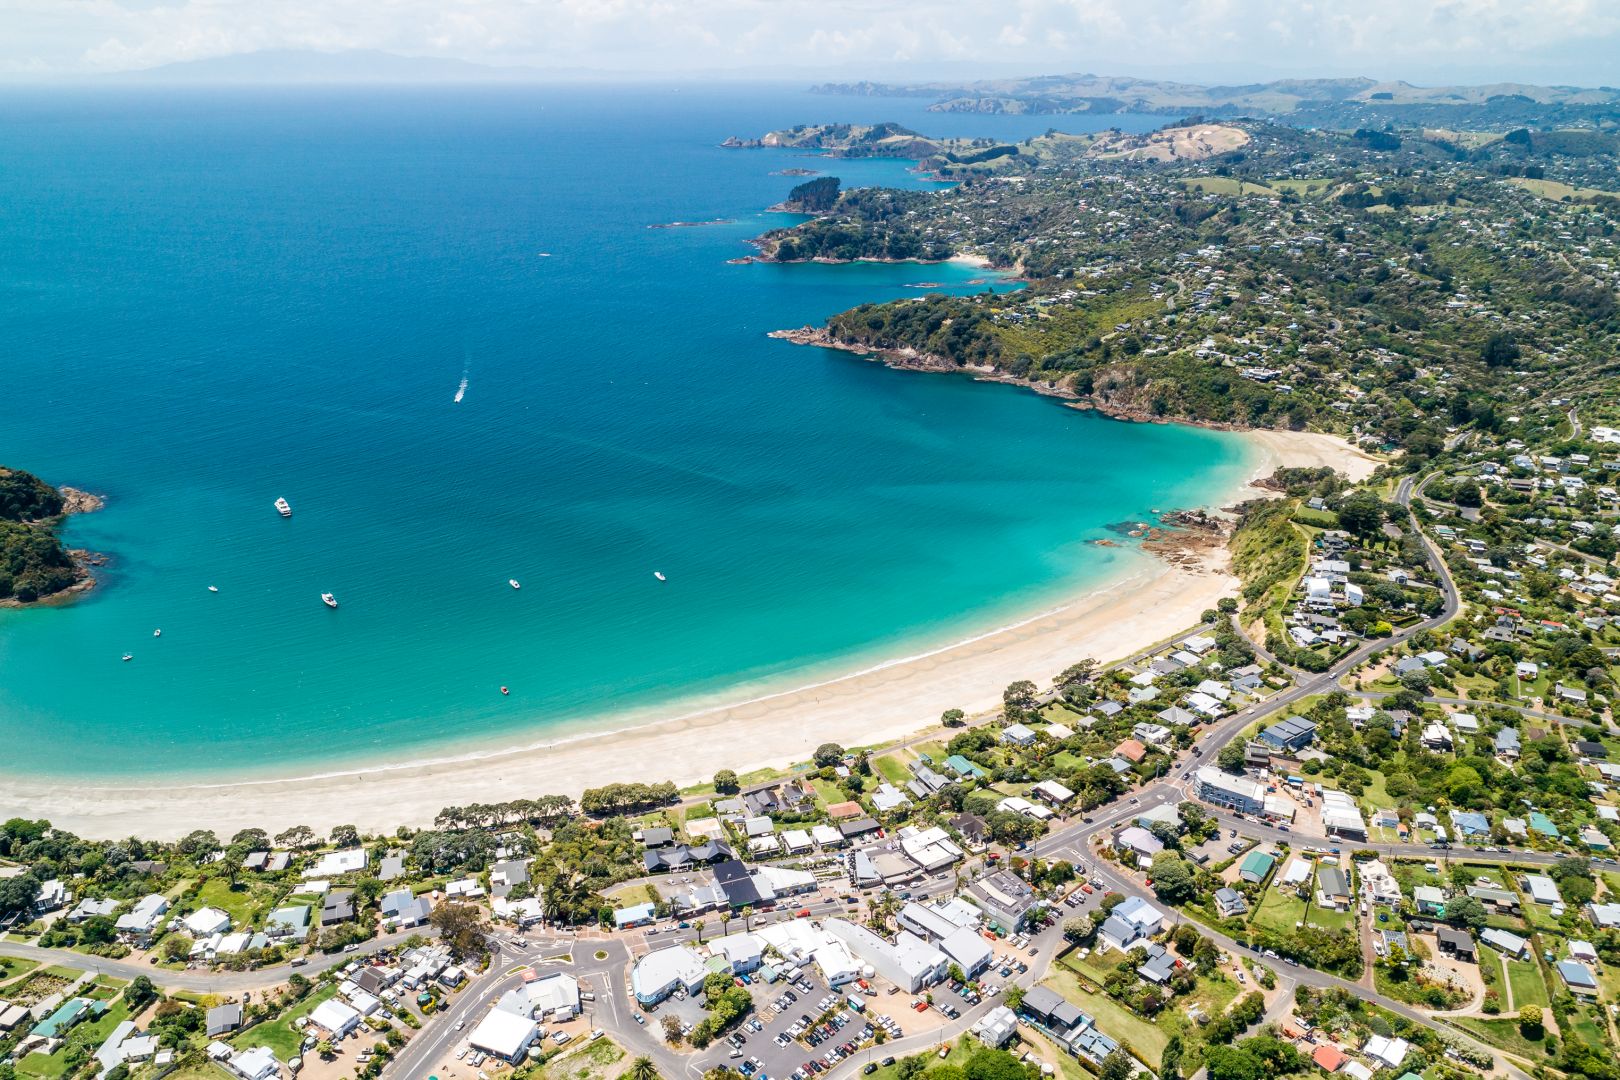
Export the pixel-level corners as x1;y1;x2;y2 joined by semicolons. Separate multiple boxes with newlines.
0;466;80;602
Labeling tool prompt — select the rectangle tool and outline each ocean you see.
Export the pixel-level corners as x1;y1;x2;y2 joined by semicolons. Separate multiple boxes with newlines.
0;84;1251;778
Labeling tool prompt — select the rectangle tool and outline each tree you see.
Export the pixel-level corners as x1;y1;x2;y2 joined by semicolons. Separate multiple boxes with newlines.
1335;490;1386;538
1097;1051;1134;1080
1149;852;1197;904
813;743;845;768
1062;917;1090;942
1482;332;1520;368
1003;680;1038;715
629;1058;659;1080
428;901;489;960
713;770;739;794
80;915;116;945
122;975;158;1014
1216;743;1247;773
1161;1035;1185;1080
693;919;706;943
1520;1004;1544;1038
1055;659;1096;693
0;873;40;918
661;1013;684;1043
176;829;218;856
315;1040;335;1060
941;708;966;727
275;825;315;850
328;824;361;848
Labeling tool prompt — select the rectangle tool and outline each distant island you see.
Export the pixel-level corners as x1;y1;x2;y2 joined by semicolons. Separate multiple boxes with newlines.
0;465;102;604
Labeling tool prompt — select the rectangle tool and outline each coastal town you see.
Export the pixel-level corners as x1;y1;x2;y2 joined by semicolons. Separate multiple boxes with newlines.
5;44;1620;1080
7;395;1620;1080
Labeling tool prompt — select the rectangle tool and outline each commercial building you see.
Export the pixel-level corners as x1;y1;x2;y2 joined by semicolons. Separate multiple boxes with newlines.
822;920;948;993
630;946;707;1005
469;1009;541;1063
1194;767;1265;815
970;871;1039;932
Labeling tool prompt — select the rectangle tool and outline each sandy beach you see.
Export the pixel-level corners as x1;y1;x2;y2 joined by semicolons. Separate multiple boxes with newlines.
0;429;1378;840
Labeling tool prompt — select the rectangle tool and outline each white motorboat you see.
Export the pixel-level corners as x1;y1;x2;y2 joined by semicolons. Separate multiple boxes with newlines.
509;579;521;590
321;592;338;609
653;571;667;582
274;497;292;518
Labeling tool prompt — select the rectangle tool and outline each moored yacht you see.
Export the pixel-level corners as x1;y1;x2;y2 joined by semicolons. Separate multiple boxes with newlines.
321;592;338;609
275;497;292;517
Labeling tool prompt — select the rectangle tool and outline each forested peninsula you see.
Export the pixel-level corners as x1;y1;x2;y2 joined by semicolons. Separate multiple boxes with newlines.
746;115;1620;451
0;466;100;603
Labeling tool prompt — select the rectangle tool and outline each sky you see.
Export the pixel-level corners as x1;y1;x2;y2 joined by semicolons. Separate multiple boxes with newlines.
3;0;1619;84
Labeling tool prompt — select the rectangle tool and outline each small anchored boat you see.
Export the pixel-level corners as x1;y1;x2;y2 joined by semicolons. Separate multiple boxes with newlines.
653;571;667;582
153;629;162;637
509;579;521;590
207;585;219;593
321;592;338;609
275;497;292;518
122;653;133;662
500;686;510;696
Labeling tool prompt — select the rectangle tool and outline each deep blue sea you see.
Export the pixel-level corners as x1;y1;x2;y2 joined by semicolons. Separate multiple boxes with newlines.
0;85;1250;778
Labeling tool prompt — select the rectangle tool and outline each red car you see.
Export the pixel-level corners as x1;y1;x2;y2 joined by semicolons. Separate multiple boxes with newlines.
796;909;812;918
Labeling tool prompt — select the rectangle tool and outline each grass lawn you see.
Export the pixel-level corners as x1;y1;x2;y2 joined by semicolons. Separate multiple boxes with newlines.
1507;959;1549;1007
1045;963;1168;1062
1568;1007;1608;1051
1050;752;1086;772
1179;176;1279;197
1451;1016;1551;1059
604;883;659;907
154;1066;235;1080
872;755;911;785
1249;889;1308;934
194;877;272;925
1306;902;1355;932
1508;176;1620;202
0;957;38;983
1270;178;1336;195
542;1035;628;1080
1040;703;1088;726
234;982;339;1061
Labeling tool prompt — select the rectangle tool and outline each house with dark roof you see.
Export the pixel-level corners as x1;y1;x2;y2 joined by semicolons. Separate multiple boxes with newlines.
1257;717;1317;752
320;889;356;926
1435;926;1475;962
1018;986;1085;1033
713;859;763;909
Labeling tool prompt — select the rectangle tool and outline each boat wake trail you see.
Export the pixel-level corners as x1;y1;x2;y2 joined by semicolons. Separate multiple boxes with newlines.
453;369;469;404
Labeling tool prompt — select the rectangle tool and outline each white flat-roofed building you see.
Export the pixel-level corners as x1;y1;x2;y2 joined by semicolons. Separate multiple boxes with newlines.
1194;767;1265;814
630;946;707;1005
822;919;948;993
1032;780;1075;805
302;849;367;878
469;1009;540;1063
308;998;360;1040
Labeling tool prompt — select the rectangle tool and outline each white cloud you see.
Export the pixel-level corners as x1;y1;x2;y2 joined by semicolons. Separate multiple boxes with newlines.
0;0;1616;81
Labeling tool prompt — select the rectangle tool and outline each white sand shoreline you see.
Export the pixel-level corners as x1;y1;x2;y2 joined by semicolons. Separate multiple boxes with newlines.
0;428;1378;840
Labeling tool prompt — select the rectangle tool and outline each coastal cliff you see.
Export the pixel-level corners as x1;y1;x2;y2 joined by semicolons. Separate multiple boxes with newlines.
0;466;103;605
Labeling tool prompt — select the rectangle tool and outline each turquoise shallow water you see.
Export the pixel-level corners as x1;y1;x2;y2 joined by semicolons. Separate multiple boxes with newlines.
0;85;1251;778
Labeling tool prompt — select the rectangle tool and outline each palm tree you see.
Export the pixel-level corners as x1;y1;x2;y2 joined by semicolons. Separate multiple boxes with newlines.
629;1056;659;1080
693;919;706;943
739;905;755;931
